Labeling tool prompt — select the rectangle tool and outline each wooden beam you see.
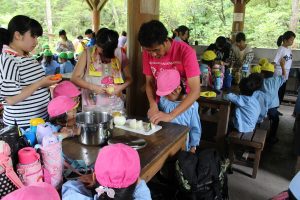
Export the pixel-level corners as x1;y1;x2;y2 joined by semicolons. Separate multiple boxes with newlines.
127;0;160;117
85;0;93;10
231;0;248;40
97;0;109;11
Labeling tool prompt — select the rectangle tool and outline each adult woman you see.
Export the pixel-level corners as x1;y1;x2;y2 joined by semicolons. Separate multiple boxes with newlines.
0;15;60;127
274;31;296;105
71;28;132;113
56;29;75;53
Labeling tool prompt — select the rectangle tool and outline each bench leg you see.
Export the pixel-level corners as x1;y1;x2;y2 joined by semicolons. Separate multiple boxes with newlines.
252;148;262;178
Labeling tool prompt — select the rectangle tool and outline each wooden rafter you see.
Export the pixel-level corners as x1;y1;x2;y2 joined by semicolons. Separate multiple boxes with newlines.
97;0;108;11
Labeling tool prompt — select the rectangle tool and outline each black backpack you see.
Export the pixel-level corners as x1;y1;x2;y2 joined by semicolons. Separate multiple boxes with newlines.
175;148;229;200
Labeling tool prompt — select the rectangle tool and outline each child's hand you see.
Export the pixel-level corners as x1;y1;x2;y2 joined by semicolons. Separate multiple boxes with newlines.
147;104;159;118
280;58;286;68
90;84;106;94
150;111;174;124
79;173;96;188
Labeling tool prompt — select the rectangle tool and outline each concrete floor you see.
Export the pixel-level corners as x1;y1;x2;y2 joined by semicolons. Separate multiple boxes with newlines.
229;105;297;200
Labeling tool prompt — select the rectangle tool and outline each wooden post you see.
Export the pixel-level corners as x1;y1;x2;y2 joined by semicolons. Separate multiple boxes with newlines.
92;7;100;32
127;0;160;117
231;0;250;41
85;0;108;32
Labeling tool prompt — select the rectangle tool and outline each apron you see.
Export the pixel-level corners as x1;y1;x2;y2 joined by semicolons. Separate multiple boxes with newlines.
81;47;124;113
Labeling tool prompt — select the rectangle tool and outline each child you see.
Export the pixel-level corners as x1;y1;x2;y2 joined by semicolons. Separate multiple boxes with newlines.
67;51;76;66
260;62;286;144
58;52;74;74
48;96;80;139
62;143;151;200
224;76;261;133
156;69;201;153
201;50;225;89
42;49;59;75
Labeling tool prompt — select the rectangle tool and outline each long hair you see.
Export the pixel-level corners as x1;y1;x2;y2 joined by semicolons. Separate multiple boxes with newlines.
96;28;119;59
98;182;137;200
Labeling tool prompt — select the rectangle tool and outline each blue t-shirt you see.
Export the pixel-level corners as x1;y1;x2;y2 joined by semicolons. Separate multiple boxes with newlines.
261;76;285;109
225;93;261;133
159;97;201;150
60;61;74;74
42;60;59;75
253;90;269;123
62;180;152;200
86;38;96;47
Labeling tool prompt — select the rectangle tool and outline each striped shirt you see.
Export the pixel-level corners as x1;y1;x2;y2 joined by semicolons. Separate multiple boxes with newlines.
0;52;50;127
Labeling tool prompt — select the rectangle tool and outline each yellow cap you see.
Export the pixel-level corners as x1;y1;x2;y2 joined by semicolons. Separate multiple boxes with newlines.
258;58;268;66
29;118;45;126
202;50;217;61
251;65;261;73
261;63;274;73
200;91;217;98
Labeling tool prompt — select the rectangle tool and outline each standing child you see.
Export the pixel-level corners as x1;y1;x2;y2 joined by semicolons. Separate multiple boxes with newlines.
42;49;59;75
260;62;286;144
224;76;261;133
156;69;201;153
62;143;151;200
274;31;296;105
58;52;74;73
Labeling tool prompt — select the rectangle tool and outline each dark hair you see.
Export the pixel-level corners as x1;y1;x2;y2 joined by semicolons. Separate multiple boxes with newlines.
180;80;187;95
261;70;274;79
276;31;296;47
45;56;53;65
138;20;168;47
77;35;83;40
121;31;127;37
201;59;214;68
0;28;9;52
69;57;76;66
176;25;189;35
98;182;136;200
85;29;93;35
235;32;246;43
239;75;261;96
248;73;263;91
59;29;66;36
215;36;227;49
96;28;119;59
0;15;43;46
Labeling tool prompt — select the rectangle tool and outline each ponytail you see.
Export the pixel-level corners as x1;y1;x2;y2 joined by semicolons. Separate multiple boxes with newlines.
0;28;9;53
276;35;283;47
277;31;296;47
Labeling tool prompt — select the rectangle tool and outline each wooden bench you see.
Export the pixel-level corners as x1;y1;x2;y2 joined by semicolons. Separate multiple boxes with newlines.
228;128;267;178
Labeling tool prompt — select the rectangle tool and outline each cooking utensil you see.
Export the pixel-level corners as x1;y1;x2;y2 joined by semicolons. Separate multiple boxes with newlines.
76;111;113;146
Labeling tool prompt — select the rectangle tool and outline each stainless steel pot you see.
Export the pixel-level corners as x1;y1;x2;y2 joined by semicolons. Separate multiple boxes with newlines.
76;111;113;146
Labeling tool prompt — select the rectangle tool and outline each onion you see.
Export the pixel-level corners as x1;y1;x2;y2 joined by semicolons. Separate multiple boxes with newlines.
114;116;126;126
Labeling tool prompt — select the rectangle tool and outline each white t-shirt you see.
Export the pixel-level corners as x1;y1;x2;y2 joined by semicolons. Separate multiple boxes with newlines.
274;46;293;80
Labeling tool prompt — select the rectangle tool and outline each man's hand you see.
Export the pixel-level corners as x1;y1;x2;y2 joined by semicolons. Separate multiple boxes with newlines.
150;111;173;124
147;103;159;118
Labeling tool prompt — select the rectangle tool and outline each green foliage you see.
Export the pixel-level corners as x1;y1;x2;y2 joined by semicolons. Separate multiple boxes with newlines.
0;0;298;50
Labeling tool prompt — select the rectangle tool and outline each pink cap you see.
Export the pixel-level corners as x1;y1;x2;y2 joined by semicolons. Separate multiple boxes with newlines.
95;143;140;188
53;81;80;98
47;96;77;118
2;182;60;200
18;147;40;165
156;69;180;96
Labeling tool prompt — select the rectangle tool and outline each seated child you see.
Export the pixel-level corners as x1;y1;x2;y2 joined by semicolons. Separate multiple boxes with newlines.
67;51;76;66
48;96;80;139
62;143;152;200
42;49;59;75
156;69;201;153
2;182;60;200
224;76;261;133
201;50;224;88
53;81;81;131
260;62;286;144
58;52;74;74
248;73;269;123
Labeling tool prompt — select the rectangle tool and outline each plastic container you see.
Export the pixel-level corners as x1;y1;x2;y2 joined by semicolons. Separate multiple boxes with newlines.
223;68;232;89
214;71;221;90
18;147;39;165
29;118;45;134
242;64;249;78
201;68;209;87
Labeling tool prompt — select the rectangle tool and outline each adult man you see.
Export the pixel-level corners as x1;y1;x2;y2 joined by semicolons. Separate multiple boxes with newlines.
138;20;200;124
206;36;231;65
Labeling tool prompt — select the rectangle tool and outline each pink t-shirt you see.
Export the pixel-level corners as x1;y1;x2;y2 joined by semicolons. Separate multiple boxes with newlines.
142;40;200;93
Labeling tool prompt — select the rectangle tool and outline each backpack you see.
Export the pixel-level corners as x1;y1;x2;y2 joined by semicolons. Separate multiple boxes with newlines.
0;140;24;198
175;148;229;200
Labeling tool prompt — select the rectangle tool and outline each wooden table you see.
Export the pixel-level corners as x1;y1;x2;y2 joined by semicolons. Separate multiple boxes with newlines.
62;122;189;182
197;86;239;153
